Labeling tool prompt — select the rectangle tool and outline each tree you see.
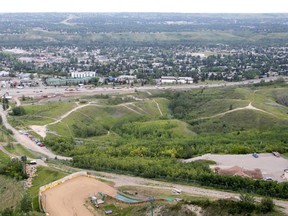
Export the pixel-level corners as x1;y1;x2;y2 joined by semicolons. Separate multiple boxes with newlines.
20;193;32;213
239;193;256;212
29;73;34;80
2;98;9;110
90;77;99;86
12;106;26;116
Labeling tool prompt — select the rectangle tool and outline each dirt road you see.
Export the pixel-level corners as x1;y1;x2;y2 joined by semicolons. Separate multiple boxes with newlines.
90;170;288;214
0;108;71;160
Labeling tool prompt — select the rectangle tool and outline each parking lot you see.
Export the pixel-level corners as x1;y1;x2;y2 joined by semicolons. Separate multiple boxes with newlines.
183;153;288;182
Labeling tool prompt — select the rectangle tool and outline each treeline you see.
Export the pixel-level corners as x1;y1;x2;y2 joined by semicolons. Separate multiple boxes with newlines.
72;152;288;199
186;194;275;215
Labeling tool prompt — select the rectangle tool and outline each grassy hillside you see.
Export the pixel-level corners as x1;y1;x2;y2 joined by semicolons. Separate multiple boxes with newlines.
9;85;288;199
0;175;24;211
9;102;77;128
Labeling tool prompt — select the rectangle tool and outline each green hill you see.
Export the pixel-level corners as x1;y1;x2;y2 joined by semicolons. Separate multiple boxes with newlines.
8;85;288;199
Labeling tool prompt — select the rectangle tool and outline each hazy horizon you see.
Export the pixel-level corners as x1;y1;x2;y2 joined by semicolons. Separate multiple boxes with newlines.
0;0;287;13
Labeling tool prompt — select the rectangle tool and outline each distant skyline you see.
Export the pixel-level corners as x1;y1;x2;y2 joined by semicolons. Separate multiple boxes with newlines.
1;0;287;13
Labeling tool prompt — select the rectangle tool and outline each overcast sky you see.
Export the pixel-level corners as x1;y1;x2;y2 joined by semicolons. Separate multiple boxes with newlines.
1;0;287;13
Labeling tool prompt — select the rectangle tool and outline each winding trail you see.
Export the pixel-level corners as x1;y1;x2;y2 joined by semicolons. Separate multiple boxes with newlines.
153;99;163;116
30;102;91;138
198;102;275;120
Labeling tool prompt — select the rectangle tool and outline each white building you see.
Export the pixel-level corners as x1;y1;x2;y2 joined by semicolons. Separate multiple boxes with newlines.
0;71;9;76
71;71;96;78
178;77;193;84
161;76;193;84
160;76;177;84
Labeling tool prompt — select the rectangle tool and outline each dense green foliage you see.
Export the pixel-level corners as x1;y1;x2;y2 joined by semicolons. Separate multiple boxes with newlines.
186;195;276;215
0;160;27;180
11;106;26;116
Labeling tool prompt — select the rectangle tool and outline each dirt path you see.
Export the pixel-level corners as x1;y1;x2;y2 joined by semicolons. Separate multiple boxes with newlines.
130;103;148;114
30;102;92;138
0;142;15;157
153;99;163;116
121;104;142;115
199;102;275;120
31;101;146;138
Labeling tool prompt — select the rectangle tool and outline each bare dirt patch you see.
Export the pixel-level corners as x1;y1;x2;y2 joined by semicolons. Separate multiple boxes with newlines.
42;176;117;216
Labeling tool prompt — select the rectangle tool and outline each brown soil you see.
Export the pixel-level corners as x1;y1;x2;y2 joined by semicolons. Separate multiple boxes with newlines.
42;176;117;216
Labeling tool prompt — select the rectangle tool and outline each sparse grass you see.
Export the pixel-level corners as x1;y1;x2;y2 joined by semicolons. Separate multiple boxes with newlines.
0;175;24;211
28;166;66;211
4;144;41;159
48;105;141;137
10;102;77;126
0;150;10;166
153;98;171;116
118;185;176;199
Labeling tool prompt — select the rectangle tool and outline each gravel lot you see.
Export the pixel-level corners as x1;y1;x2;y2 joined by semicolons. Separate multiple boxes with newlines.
183;153;288;182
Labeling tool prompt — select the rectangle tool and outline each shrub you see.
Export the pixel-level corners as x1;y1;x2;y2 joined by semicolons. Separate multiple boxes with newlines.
258;197;274;213
11;106;26;116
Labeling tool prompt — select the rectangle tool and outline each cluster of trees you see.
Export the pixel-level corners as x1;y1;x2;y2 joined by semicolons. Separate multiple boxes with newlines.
71;149;288;198
42;85;288;199
44;112;288;198
0;160;27;180
168;91;212;119
187;194;275;215
2;98;9;111
72;123;107;138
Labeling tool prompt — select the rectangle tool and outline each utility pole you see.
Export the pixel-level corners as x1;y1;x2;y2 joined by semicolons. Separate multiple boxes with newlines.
149;196;155;216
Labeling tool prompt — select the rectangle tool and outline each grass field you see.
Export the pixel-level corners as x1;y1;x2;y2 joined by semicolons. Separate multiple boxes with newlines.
10;102;77;128
0;150;10;167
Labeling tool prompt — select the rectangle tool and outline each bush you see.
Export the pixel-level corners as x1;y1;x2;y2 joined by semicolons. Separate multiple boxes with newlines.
11;106;26;116
258;197;274;213
20;193;32;213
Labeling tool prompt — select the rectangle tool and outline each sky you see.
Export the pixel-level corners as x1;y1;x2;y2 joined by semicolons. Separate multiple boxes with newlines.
1;0;287;13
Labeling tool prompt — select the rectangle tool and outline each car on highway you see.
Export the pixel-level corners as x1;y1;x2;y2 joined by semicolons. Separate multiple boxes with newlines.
264;177;273;181
252;153;259;158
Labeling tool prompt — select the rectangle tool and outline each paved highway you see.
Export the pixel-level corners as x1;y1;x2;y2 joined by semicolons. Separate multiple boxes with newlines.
1;76;283;98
